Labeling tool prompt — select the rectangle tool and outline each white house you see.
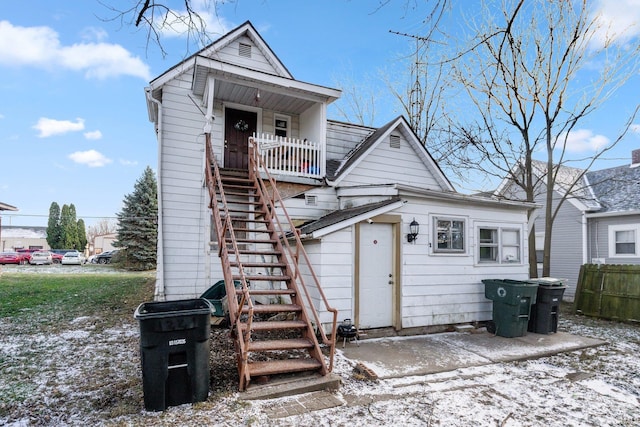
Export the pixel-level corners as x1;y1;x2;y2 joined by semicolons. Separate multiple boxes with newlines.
145;21;534;389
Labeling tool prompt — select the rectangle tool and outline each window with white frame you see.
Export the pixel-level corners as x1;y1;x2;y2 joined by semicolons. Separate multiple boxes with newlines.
274;115;290;138
434;217;465;253
478;226;522;264
608;224;639;257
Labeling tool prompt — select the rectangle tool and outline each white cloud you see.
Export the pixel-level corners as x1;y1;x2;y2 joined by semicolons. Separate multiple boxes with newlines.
558;129;610;153
119;159;139;166
68;150;112;167
0;20;151;80
590;0;640;48
84;130;103;140
34;117;85;138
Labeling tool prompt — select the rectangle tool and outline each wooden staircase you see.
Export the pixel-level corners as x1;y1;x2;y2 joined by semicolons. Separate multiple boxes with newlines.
204;134;338;391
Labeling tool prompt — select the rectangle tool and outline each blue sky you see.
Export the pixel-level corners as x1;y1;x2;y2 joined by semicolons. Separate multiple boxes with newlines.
1;0;639;228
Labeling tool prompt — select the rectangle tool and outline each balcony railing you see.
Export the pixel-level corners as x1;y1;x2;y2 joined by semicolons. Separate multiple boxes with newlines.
253;133;323;179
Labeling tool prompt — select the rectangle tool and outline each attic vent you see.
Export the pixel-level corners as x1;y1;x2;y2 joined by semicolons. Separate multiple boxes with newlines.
390;135;401;149
305;195;317;206
238;42;252;58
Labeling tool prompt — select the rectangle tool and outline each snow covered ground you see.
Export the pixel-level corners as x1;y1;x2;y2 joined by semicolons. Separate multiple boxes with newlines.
0;266;638;426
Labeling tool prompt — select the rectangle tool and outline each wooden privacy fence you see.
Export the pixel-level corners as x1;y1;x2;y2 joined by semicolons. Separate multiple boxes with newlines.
574;264;640;322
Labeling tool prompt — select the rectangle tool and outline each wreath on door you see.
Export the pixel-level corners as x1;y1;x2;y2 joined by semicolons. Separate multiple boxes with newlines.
234;119;249;132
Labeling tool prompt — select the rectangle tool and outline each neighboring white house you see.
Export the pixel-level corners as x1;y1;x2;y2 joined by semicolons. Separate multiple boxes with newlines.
93;233;117;255
1;226;49;252
146;21;535;333
494;149;640;301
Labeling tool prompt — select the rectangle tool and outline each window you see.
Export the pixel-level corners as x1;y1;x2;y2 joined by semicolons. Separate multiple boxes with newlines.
274;115;289;138
478;226;521;264
434;218;465;253
608;224;639;257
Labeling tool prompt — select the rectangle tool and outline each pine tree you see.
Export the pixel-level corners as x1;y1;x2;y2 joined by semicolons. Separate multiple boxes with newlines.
46;202;62;249
115;166;158;270
60;204;79;249
76;219;88;252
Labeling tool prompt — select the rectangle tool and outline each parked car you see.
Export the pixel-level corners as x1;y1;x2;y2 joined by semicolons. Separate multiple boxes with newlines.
29;251;53;265
61;251;86;265
50;252;64;264
94;250;119;264
0;252;24;265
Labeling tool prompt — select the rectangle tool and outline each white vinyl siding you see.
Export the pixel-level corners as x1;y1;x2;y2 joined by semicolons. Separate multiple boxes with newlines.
339;134;444;189
214;35;283;75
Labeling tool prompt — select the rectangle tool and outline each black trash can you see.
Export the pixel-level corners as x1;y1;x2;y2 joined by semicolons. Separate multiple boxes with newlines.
527;279;567;334
135;298;212;411
483;279;539;338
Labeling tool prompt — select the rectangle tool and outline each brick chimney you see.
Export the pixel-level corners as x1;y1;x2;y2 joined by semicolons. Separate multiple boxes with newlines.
633;148;640;166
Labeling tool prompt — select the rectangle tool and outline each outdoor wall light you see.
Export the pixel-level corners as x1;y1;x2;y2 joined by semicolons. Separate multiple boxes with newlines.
407;218;420;243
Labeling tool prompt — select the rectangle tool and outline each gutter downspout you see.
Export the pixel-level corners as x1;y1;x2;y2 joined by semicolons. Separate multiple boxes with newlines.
146;87;165;301
582;211;588;265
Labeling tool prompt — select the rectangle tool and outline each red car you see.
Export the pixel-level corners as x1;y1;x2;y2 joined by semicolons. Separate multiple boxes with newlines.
50;253;63;264
0;251;25;265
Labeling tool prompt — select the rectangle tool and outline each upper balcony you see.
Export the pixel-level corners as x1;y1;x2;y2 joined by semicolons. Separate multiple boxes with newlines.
252;134;323;179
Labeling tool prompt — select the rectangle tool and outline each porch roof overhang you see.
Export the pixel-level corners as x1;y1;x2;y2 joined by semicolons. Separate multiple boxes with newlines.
298;197;405;239
0;202;18;211
193;56;341;115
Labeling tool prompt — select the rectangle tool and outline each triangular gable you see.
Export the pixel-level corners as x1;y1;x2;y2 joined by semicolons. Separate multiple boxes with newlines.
495;159;600;212
148;21;292;90
198;21;292;79
327;116;454;191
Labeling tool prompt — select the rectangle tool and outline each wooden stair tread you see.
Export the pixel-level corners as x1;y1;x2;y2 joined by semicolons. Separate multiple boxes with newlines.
248;338;313;352
229;261;286;268
248;359;323;377
236;288;295;296
239;320;307;331
241;303;301;314
233;274;291;281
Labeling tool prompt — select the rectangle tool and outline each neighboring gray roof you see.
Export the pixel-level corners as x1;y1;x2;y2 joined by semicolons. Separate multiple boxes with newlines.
298;197;401;235
586;164;640;213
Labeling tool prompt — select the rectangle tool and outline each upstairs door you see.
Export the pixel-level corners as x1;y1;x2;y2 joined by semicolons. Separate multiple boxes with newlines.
224;108;257;169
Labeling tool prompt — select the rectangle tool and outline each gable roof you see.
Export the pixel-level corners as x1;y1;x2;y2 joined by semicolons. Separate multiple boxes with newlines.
494;159;601;212
586;164;640;213
326;116;454;191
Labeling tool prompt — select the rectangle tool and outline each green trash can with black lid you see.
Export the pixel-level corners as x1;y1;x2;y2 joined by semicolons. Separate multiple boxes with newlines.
482;279;539;338
135;298;212;411
527;278;567;334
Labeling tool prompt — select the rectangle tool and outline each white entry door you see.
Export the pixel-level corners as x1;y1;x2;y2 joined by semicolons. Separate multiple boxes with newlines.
358;222;394;329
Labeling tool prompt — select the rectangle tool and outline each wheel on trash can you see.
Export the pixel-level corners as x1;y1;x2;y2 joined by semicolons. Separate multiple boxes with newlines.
486;321;496;334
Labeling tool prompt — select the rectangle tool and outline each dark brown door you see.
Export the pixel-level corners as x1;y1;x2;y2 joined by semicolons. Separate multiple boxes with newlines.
224;108;257;169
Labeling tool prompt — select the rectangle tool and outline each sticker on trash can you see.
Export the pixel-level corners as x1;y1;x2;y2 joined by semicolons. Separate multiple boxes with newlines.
497;287;507;298
169;338;186;346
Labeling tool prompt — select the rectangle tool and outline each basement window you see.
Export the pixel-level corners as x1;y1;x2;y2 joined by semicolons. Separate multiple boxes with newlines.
239;42;252;58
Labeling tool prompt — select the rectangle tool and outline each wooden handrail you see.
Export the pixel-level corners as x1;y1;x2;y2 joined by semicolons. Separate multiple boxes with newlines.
204;134;254;378
248;136;338;371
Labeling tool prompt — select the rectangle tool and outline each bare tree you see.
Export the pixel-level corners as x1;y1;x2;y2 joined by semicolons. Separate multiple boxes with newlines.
98;0;232;56
86;219;118;246
425;0;640;277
